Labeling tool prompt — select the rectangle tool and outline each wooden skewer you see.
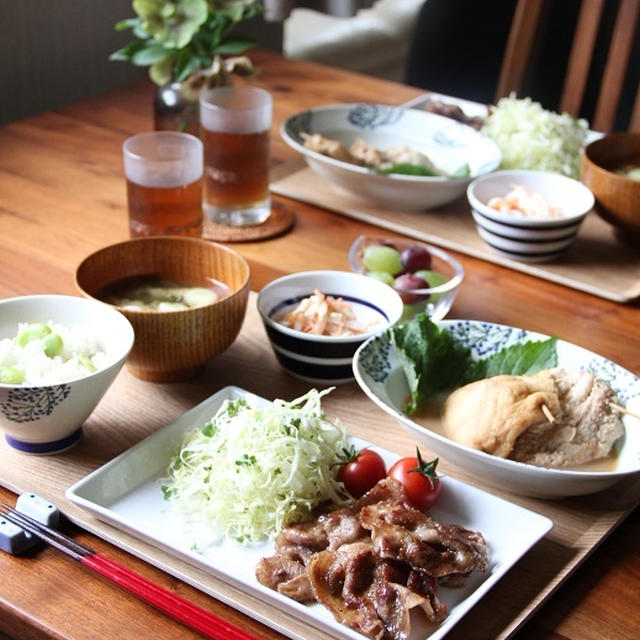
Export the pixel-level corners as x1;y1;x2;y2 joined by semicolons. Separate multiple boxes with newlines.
541;403;556;423
610;402;640;422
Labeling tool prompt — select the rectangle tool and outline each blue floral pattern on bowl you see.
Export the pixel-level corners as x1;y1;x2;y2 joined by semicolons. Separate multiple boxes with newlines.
0;384;71;423
358;319;640;405
353;318;640;498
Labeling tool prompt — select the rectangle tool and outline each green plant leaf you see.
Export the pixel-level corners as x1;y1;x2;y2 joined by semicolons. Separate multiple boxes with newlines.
132;43;175;66
115;18;140;31
214;37;256;54
109;39;147;61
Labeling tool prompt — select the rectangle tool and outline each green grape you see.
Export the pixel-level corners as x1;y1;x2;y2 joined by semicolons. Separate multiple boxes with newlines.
414;270;448;288
362;245;403;275
366;271;395;286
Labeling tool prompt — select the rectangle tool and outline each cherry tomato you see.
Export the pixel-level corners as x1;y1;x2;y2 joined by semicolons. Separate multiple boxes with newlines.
387;448;441;510
338;447;387;498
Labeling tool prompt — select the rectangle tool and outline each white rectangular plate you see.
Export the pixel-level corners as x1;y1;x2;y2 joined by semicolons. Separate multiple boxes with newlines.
66;386;552;640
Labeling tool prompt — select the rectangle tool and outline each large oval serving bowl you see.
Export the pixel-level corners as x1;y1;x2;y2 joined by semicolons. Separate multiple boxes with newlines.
353;319;640;498
0;295;134;454
281;103;502;210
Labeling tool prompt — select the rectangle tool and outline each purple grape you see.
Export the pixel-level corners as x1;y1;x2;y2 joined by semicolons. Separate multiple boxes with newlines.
394;273;429;304
400;245;432;273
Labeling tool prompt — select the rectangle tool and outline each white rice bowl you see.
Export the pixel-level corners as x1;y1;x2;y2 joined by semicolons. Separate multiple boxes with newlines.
0;321;112;385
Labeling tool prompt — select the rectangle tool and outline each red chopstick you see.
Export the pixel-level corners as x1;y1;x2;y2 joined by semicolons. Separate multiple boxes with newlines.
1;505;258;640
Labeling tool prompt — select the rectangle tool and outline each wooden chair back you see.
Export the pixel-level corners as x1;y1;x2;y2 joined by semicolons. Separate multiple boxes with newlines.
495;0;640;131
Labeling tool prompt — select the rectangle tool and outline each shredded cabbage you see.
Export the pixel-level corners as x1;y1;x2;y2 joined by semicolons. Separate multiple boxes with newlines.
161;388;350;545
482;96;588;178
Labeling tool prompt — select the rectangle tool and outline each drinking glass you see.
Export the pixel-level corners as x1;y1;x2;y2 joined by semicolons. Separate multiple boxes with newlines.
123;131;203;238
200;86;272;227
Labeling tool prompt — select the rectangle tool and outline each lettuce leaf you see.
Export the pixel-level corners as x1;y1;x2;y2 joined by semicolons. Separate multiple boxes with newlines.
390;315;558;414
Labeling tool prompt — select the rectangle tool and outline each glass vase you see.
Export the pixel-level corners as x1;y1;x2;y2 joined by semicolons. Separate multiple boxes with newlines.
153;82;200;136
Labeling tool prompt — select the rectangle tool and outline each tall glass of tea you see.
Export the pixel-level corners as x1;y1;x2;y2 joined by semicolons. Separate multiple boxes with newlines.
123;131;203;237
200;86;272;227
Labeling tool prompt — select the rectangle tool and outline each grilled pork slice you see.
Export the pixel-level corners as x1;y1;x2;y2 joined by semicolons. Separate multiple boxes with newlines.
256;479;489;640
360;501;489;577
443;367;624;468
308;542;446;640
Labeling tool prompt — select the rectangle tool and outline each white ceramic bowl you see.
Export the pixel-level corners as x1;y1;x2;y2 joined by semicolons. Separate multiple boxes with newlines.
0;295;134;454
281;103;502;210
257;270;403;384
353;319;640;498
348;234;464;321
467;170;595;262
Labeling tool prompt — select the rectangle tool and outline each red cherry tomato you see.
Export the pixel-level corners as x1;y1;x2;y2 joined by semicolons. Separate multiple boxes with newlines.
387;449;441;510
338;447;387;498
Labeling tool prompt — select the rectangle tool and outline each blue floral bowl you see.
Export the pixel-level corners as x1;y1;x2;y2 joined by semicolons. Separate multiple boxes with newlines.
281;103;501;210
0;295;134;454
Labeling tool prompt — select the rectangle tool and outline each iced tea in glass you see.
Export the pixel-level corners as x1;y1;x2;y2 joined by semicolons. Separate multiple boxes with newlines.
123;132;203;237
200;86;272;227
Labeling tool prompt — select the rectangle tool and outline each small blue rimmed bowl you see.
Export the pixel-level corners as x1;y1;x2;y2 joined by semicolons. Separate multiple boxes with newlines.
257;270;403;384
0;295;134;454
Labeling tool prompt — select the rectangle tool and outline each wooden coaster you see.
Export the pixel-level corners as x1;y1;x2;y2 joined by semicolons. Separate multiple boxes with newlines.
202;200;295;242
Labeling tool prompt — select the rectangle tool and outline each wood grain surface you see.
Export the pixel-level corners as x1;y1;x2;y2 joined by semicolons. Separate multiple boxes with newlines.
0;49;638;640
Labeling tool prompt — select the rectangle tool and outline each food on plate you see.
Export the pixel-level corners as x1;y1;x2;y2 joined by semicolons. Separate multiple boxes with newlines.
482;96;589;179
614;164;640;181
256;478;488;640
488;184;564;219
422;99;485;130
361;242;449;306
389;315;626;470
161;389;350;544
387;450;441;510
443;368;624;468
99;276;228;311
390;314;558;414
337;446;387;498
301;132;470;178
0;321;109;384
275;289;385;336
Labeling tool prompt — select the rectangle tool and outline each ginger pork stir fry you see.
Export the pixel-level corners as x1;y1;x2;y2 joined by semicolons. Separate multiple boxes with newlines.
276;290;381;337
301;133;443;176
256;478;489;640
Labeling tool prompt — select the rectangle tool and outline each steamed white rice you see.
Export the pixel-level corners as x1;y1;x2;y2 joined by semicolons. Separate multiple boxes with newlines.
0;321;111;385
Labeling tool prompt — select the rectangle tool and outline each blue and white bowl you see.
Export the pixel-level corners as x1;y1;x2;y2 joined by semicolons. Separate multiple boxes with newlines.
467;170;595;262
257;271;403;384
353;319;640;498
281;103;501;210
0;295;134;454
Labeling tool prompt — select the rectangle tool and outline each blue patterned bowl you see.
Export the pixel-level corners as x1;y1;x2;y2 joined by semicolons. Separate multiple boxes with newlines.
281;103;501;210
353;319;640;497
0;295;134;454
257;271;403;384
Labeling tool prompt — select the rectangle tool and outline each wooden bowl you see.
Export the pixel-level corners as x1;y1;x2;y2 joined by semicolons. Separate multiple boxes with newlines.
581;132;640;245
76;237;250;382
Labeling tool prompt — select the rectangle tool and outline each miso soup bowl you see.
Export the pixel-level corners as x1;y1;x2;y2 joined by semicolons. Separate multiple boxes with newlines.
257;270;403;384
76;237;250;382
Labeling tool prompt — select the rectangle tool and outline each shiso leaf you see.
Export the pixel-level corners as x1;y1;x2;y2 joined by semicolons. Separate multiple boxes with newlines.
390;315;558;414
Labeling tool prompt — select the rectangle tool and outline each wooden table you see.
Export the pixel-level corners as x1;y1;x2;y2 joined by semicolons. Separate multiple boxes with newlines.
0;49;638;640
